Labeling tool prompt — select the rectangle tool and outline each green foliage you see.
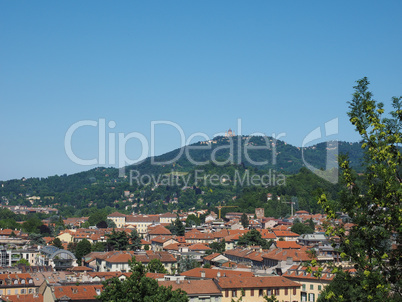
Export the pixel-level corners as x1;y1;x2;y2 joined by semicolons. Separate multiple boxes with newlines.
237;229;272;249
290;222;314;235
28;233;45;246
240;213;249;229
14;258;30;266
97;257;188;302
52;237;64;249
107;230;129;251
22;217;42;234
67;242;77;253
91;242;106;252
168;216;185;236
144;244;150;251
178;255;198;273
264;295;279;302
88;210;108;226
129;229;142;251
208;239;226;254
185;214;201;227
319;78;402;301
147;258;168;274
75;239;91;265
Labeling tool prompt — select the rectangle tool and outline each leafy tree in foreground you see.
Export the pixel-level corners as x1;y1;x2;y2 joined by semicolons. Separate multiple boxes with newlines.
98;257;188;302
318;78;402;301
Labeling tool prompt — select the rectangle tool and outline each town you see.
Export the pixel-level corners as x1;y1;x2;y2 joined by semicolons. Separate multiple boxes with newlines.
0;206;358;302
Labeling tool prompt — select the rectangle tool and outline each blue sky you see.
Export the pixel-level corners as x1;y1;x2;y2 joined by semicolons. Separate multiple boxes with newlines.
1;1;401;180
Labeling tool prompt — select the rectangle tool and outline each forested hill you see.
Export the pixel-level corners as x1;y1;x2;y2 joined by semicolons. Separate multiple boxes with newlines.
0;136;364;216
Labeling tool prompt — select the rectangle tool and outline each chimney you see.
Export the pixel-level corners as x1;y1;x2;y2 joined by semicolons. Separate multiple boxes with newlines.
217;272;221;278
200;271;205;278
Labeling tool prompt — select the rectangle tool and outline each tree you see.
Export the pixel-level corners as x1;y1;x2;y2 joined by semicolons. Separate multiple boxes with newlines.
22;217;42;234
52;237;64;249
67;242;77;254
240;213;249;229
178;255;198;273
318;78;402;301
147;258;168;274
129;229;142;251
185;214;201;227
237;229;272;249
107;230;129;251
290;222;313;235
88;210;107;226
28;233;45;246
169;215;185;236
96;220;108;229
208;239;226;254
92;241;106;252
14;258;30;266
75;239;91;265
97;257;188;302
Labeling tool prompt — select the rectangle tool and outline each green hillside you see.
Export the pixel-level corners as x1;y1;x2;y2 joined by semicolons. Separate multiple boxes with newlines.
0;136;364;218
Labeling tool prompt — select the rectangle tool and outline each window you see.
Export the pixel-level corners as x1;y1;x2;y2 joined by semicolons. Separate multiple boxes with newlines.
267;289;272;296
21;289;26;294
225;290;229;297
302;284;306;291
310;284;314;290
309;293;315;302
293;288;297;295
285;288;288;295
250;289;254;296
318;285;322;291
275;288;280;295
259;289;264;296
232;290;237;297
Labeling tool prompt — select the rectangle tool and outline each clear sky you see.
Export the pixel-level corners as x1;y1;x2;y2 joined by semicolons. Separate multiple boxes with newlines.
1;1;401;180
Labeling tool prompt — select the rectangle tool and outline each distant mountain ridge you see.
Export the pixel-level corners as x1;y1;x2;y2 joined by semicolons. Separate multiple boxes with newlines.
0;136;364;214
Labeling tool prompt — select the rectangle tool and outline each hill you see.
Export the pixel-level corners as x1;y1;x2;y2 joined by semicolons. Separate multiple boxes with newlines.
0;136;364;217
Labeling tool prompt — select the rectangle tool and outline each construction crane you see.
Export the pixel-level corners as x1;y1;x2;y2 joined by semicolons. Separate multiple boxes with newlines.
281;196;298;217
216;205;238;219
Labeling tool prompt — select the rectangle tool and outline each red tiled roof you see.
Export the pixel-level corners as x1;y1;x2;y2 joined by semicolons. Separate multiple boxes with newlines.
180;268;254;279
148;225;172;235
203;253;221;261
53;285;103;300
273;230;300;237
217;276;300;289
188;243;211;251
159;279;221;295
262;248;313;262
275;241;302;249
